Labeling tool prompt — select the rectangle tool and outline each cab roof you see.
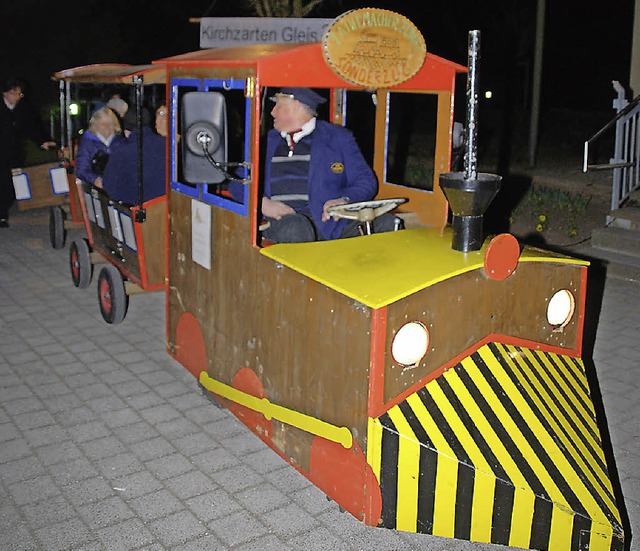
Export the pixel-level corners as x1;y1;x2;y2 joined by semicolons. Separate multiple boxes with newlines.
52;64;166;84
154;42;466;91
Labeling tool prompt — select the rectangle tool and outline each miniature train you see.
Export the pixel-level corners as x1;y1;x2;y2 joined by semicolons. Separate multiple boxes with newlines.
55;9;624;550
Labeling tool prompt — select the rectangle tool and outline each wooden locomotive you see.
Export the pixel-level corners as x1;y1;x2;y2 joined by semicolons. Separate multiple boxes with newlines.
75;9;623;550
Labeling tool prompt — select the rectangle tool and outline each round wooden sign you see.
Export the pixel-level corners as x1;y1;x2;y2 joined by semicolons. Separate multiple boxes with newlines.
322;9;427;88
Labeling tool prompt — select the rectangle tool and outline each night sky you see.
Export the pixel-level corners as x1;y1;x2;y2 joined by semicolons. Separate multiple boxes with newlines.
0;0;635;115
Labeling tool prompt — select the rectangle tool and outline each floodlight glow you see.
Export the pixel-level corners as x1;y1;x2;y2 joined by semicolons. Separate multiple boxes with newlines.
485;90;493;99
69;103;79;115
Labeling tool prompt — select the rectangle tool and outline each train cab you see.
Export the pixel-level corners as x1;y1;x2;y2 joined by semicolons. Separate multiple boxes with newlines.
158;10;623;551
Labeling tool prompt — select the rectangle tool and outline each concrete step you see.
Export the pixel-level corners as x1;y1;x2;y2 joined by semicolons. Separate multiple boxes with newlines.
591;226;640;257
607;206;640;230
575;244;640;283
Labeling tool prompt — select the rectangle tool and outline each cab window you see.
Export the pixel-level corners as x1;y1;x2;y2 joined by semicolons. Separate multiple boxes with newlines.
344;90;440;192
171;78;249;216
385;92;438;191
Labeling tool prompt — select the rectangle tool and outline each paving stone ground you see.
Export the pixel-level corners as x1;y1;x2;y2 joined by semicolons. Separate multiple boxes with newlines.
1;208;639;551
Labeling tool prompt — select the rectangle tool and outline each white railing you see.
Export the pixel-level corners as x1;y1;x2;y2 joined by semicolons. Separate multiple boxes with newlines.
583;81;640;211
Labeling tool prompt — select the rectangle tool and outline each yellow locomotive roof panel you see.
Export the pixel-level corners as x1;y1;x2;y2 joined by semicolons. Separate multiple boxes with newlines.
260;228;588;309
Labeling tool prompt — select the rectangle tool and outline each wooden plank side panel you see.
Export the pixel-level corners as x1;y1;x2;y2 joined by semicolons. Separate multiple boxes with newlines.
17;162;66;211
139;199;167;287
167;191;373;461
248;258;372;431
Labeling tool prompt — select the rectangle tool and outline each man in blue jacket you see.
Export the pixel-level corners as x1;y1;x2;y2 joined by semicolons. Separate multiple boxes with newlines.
261;87;400;243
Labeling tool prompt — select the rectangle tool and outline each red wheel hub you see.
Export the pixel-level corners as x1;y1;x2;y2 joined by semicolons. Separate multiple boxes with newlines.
71;248;79;280
99;278;112;312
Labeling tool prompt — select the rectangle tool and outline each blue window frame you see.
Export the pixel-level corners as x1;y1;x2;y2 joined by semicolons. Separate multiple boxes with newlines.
170;78;200;199
170;77;249;216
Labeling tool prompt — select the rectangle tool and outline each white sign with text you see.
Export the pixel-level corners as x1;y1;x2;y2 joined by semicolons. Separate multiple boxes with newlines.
200;18;333;49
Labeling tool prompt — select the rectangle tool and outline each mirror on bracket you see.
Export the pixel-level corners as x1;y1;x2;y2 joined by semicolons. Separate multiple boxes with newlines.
181;91;228;184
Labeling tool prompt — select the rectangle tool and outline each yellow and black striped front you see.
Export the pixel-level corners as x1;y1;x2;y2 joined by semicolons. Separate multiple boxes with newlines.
367;343;624;551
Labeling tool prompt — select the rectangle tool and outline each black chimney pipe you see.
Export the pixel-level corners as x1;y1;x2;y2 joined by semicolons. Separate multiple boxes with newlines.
439;30;501;252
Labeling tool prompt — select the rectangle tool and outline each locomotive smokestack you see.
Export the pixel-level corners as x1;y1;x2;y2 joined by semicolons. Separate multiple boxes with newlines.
464;29;480;181
439;30;501;252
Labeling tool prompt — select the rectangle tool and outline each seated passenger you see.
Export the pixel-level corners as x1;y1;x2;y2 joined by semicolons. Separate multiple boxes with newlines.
106;97;128;120
260;87;402;243
76;107;126;188
101;105;166;205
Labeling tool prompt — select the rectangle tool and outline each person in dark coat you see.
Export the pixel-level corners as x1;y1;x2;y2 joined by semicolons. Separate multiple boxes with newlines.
101;105;166;205
0;77;56;227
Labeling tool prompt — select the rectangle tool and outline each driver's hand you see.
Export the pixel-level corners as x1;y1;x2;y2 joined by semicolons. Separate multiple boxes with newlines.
40;141;56;151
322;197;349;222
262;197;295;220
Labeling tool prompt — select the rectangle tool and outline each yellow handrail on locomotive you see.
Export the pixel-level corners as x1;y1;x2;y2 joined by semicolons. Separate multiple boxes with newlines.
199;372;353;449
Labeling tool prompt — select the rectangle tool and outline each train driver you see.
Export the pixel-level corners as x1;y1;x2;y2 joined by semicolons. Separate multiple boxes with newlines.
258;87;402;243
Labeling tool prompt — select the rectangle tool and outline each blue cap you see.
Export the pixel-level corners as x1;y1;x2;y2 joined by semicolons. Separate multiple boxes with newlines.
272;87;327;112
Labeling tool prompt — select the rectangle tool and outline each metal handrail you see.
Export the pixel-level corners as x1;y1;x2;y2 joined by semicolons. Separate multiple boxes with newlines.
583;81;640;211
584;93;640;146
585;161;633;171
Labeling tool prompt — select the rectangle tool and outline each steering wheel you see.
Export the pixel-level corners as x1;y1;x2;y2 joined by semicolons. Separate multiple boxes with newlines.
326;198;407;235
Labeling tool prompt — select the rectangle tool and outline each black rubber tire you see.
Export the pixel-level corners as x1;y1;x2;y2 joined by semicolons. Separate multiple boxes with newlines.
97;264;128;324
49;206;66;250
69;238;93;289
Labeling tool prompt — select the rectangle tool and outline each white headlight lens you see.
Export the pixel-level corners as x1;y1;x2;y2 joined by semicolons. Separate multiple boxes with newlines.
546;289;575;328
392;322;430;367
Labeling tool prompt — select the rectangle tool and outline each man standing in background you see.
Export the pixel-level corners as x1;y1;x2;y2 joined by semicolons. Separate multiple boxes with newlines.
0;77;55;227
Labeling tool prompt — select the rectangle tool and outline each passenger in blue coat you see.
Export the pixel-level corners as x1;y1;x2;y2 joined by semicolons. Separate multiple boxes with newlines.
260;87;401;243
76;107;126;187
101;105;166;205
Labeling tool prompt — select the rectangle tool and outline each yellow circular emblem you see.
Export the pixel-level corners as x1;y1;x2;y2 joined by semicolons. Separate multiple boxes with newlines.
322;9;427;88
331;162;345;174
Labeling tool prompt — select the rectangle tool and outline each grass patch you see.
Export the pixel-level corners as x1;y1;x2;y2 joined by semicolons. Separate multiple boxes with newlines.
512;185;592;238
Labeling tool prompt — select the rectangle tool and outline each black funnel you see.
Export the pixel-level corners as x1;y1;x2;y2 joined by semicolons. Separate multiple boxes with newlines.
440;29;502;252
439;172;502;252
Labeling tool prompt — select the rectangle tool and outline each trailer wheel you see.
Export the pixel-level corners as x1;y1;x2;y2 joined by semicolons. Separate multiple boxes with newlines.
69;238;93;289
97;264;128;324
49;206;66;249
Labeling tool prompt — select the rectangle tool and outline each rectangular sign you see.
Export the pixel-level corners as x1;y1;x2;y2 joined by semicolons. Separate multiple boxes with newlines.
49;166;70;194
12;173;31;201
192;200;212;270
200;17;333;49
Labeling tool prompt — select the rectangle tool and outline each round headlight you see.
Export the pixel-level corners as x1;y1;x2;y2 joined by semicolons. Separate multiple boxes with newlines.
546;289;575;328
392;322;430;367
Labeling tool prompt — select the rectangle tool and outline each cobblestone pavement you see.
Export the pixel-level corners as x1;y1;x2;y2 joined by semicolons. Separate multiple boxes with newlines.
1;210;639;551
